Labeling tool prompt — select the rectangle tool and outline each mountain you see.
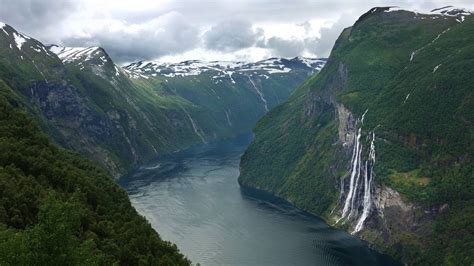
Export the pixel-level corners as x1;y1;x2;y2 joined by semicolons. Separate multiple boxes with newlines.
239;6;473;265
124;57;325;78
0;21;325;263
0;21;325;178
0;40;189;265
122;57;326;143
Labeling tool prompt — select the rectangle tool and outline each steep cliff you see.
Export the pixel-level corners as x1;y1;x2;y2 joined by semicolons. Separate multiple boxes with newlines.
0;22;324;178
239;7;473;264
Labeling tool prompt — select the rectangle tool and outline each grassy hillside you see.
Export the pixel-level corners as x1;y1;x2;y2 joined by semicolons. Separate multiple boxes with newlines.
0;80;189;265
240;7;473;265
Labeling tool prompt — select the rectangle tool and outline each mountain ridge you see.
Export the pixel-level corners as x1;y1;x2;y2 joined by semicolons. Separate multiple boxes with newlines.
239;6;473;265
0;21;326;178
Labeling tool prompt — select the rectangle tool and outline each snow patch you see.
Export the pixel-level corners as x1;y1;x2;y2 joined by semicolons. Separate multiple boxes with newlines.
382;6;472;22
13;32;28;49
124;57;326;80
114;65;121;76
49;45;102;63
0;22;8;36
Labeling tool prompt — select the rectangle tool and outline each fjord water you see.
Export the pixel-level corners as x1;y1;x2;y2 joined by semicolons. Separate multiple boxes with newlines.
121;134;399;266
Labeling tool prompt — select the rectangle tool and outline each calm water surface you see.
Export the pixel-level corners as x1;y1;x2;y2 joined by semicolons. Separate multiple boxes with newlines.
121;134;399;266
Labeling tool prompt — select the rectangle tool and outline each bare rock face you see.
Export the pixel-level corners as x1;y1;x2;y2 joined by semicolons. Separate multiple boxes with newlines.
369;185;433;242
336;103;356;147
29;80;125;177
373;185;416;221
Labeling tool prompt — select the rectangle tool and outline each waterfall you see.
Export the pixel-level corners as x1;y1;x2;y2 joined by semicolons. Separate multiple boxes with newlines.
339;128;362;221
31;59;49;84
337;111;376;233
247;75;269;112
354;132;376;233
361;109;368;123
182;107;207;143
224;109;232;126
348;147;363;219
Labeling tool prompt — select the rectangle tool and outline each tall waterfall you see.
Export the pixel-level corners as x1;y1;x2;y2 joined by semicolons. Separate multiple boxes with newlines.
354;132;376;233
247;75;269;112
337;112;376;233
339;128;362;221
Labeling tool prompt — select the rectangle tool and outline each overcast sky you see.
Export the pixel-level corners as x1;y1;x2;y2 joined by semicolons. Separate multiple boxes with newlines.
1;0;473;64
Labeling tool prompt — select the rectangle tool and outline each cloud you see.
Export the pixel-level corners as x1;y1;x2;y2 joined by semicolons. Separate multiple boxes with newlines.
203;20;264;52
62;12;200;63
0;0;77;32
263;37;305;58
2;0;474;63
297;21;312;34
307;14;356;57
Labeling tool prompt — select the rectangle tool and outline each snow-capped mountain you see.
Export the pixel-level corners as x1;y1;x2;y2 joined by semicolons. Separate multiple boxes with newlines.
376;6;472;23
1;21;327;178
47;44;123;77
123;57;326;81
0;22;56;58
48;45;106;63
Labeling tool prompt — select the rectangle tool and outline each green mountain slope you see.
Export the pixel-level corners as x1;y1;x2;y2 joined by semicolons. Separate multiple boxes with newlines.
239;7;473;265
0;80;189;265
123;58;325;142
0;22;324;178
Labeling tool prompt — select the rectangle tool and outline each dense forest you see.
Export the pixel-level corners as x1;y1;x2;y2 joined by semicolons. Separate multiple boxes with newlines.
0;80;190;265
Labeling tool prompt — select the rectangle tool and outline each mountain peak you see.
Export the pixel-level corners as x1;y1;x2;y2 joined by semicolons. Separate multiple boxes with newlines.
430;6;472;16
48;45;107;64
124;57;326;79
368;6;472;17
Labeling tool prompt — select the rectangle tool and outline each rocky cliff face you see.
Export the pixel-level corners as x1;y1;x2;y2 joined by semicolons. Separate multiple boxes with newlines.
0;22;325;178
240;6;474;265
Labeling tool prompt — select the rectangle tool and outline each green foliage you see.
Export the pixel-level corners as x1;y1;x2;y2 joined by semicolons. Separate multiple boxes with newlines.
240;77;339;215
0;193;103;265
0;25;317;177
240;9;474;265
0;90;189;265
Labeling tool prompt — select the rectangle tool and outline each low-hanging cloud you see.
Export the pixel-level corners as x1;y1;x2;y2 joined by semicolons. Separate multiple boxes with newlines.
260;14;355;59
307;14;355;56
263;37;305;58
0;0;77;33
62;12;199;63
203;20;264;52
2;0;474;63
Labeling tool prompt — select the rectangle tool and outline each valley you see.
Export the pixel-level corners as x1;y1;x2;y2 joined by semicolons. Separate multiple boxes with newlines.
121;134;399;266
0;3;473;266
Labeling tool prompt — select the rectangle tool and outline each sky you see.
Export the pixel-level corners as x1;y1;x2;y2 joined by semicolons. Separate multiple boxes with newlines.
1;0;473;64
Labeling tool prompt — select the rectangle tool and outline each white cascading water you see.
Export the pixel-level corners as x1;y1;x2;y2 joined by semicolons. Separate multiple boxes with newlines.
338;128;362;222
337;111;376;233
182;108;207;143
348;146;362;219
247;75;269;112
353;132;376;233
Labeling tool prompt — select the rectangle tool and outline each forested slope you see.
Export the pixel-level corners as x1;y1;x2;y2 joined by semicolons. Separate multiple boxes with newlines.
239;7;473;265
0;80;190;264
